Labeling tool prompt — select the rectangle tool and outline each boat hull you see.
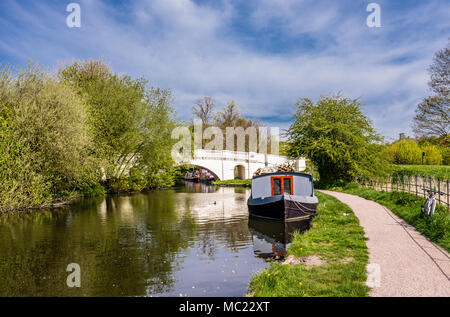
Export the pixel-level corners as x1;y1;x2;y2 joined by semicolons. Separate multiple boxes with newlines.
247;195;318;221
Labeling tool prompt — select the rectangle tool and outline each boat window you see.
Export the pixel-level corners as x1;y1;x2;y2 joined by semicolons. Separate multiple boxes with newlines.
283;177;291;195
271;176;294;196
272;178;282;195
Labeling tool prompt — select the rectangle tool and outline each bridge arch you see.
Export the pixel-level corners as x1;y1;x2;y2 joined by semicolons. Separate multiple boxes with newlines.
234;165;246;180
188;164;220;180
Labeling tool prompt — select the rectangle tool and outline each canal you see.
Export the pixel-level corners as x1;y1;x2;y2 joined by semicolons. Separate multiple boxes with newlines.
0;182;308;297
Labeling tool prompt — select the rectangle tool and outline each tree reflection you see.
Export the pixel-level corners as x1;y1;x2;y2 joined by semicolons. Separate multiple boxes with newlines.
0;185;255;296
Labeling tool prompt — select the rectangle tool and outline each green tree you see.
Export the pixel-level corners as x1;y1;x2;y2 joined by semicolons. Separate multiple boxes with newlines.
286;94;384;185
59;59;177;191
383;139;422;165
0;63;99;211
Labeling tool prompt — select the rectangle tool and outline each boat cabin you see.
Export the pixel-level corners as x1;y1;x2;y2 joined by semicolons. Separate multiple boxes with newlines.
251;172;314;199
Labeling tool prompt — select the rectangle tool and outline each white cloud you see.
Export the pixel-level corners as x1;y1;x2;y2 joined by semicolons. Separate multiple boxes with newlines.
1;0;448;138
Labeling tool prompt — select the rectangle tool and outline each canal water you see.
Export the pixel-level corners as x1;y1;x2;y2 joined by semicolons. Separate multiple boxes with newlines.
0;182;309;297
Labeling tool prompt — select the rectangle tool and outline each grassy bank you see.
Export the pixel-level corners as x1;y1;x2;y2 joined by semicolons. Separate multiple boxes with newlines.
212;179;252;187
248;192;370;297
390;164;449;179
331;183;450;252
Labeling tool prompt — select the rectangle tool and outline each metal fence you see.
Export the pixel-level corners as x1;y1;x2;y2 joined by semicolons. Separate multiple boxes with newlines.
355;175;450;210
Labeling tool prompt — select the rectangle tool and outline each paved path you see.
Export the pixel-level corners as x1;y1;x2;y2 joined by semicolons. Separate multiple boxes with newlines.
319;190;450;297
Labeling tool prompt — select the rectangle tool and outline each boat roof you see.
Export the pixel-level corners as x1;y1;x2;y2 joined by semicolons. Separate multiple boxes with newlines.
251;172;313;180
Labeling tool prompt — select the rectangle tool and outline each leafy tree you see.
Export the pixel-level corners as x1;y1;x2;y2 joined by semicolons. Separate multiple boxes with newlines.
413;40;449;137
59;60;177;190
286;94;385;184
0;63;99;210
383;139;422;165
421;144;443;165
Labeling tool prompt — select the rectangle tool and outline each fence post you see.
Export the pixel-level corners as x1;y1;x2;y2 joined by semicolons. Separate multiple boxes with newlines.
415;175;418;197
438;179;441;205
447;180;449;210
408;175;411;194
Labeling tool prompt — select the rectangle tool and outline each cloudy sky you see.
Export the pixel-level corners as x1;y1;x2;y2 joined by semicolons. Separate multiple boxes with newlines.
0;0;449;140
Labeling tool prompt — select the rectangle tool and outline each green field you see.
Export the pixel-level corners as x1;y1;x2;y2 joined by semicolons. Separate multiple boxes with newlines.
390;164;449;179
248;192;370;297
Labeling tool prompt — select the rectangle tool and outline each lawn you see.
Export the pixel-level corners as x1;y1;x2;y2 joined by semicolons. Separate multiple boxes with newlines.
332;183;450;252
248;192;370;297
390;164;449;179
212;179;252;186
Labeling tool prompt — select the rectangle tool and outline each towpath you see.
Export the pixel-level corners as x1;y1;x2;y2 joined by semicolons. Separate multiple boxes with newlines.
319;190;450;297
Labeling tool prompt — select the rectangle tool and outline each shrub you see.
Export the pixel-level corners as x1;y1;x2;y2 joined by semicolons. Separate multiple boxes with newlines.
421;144;443;165
383;139;422;165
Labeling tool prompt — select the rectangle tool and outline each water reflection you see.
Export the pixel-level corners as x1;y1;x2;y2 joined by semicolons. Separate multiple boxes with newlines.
248;218;311;260
182;181;219;193
0;184;269;297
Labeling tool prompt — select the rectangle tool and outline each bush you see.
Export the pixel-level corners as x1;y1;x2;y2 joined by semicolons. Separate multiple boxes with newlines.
384;139;444;165
383;139;422;164
0;64;100;211
421;144;443;165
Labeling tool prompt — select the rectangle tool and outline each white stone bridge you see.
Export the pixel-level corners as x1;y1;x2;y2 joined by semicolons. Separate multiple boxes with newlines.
183;149;306;180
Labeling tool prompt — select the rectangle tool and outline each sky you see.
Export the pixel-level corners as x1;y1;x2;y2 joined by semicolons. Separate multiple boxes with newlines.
0;0;449;141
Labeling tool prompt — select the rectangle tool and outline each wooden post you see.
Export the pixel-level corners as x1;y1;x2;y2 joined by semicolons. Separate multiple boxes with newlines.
415;175;418;197
437;179;441;205
447;179;450;210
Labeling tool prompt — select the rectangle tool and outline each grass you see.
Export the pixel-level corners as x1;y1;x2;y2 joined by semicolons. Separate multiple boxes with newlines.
331;183;450;252
390;164;449;179
248;192;370;297
212;179;252;186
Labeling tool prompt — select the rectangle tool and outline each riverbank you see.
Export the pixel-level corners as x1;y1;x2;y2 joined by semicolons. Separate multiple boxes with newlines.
212;179;251;187
329;183;450;252
248;191;370;297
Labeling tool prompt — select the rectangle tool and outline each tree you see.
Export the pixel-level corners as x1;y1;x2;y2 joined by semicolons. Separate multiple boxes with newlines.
413;40;450;137
0;63;99;210
287;94;385;184
59;59;177;190
214;100;241;128
192;96;216;126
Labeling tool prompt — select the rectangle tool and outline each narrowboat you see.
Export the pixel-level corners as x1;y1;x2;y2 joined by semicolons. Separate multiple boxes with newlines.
184;170;200;182
247;172;318;221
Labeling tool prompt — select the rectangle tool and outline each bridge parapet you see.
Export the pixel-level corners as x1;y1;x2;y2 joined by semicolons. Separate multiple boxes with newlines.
193;149;305;170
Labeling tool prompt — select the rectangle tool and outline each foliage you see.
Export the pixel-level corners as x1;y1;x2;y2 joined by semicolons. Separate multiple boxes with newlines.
249;192;370;297
59;60;177;192
0;60;178;211
0;64;101;211
286;94;386;185
383;139;443;165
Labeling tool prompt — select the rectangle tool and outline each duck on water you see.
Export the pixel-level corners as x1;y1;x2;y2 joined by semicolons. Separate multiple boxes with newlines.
247;172;318;221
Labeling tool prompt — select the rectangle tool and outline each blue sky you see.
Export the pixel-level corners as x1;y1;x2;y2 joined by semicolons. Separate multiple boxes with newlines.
0;0;449;140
